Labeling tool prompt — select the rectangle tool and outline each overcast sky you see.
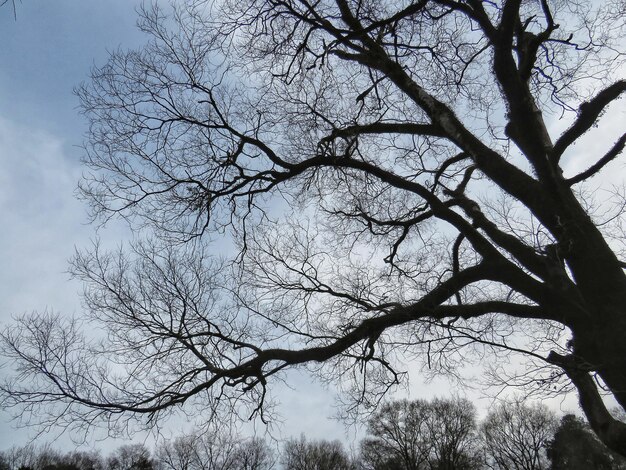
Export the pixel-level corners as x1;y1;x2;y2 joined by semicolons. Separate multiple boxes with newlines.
0;0;141;450
0;0;621;455
0;0;381;451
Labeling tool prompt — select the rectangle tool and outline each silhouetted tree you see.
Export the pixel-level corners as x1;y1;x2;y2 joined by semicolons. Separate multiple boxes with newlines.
106;444;154;470
481;400;557;470
359;397;481;470
547;414;626;470
1;0;626;455
156;429;273;470
429;398;482;470
359;399;431;470
156;435;197;470
0;445;102;470
282;436;354;470
1;445;46;470
63;451;103;470
234;438;275;470
358;443;402;470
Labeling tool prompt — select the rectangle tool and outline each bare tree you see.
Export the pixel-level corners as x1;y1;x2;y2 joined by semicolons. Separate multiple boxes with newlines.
427;398;482;469
359;398;480;470
282;436;354;470
233;438;275;470
481;400;558;470
0;445;101;470
106;444;154;470
0;444;42;470
1;0;626;456
156;429;273;470
359;399;432;470
156;435;198;470
547;414;626;470
63;451;104;470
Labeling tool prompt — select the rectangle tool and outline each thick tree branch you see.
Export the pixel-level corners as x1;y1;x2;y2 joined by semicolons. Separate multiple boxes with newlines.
567;132;626;185
275;152;584;323
431;301;545;321
554;80;626;161
448;192;555;281
230;264;559;381
499;0;523;46
338;40;555;227
548;351;626;456
321;122;445;142
341;0;429;41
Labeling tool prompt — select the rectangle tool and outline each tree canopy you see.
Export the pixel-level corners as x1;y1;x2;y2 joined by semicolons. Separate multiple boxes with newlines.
1;0;625;456
481;400;558;470
360;397;481;470
547;414;626;470
282;436;354;470
0;396;577;469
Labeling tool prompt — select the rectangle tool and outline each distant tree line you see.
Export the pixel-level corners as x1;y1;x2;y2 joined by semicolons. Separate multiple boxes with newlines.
0;433;274;470
2;397;625;470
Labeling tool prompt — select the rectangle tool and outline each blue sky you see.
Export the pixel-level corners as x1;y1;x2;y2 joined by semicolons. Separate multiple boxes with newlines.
0;0;142;338
0;0;144;450
1;0;620;455
0;0;375;451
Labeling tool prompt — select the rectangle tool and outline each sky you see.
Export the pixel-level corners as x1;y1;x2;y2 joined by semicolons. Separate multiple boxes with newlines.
0;0;388;451
0;0;622;456
0;0;144;450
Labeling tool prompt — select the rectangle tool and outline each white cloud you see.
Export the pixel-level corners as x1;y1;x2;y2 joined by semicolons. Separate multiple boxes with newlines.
0;116;86;319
